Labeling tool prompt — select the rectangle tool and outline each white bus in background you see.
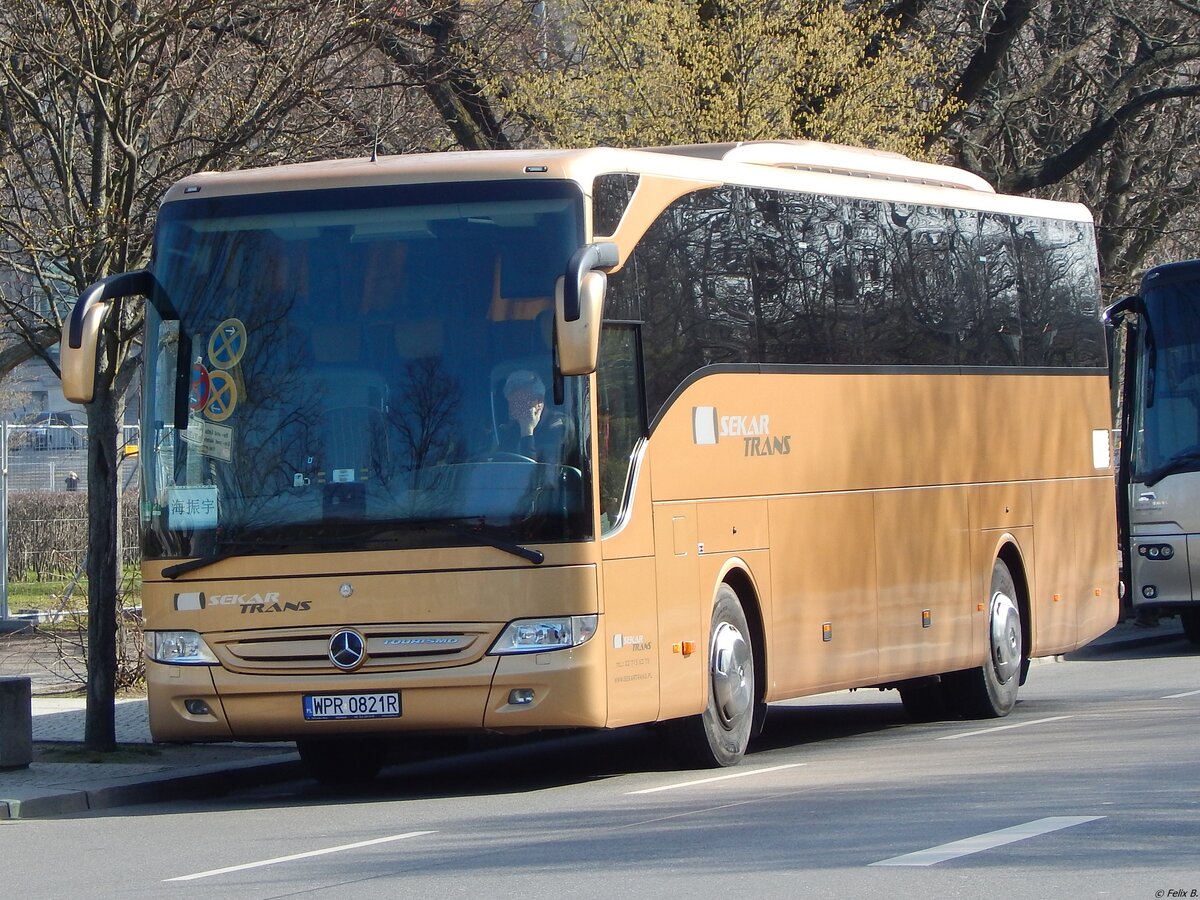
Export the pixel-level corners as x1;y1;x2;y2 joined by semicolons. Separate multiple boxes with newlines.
1109;259;1200;644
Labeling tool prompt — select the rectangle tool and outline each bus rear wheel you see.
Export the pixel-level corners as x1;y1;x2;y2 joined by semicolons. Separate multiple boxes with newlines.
297;737;387;784
947;558;1023;718
666;585;756;768
898;679;952;721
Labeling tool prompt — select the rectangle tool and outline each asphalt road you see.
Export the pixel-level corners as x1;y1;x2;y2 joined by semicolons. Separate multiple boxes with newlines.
3;633;1197;900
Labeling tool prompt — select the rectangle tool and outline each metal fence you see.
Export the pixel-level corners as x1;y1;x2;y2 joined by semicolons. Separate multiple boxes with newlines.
5;423;140;493
1;423;141;620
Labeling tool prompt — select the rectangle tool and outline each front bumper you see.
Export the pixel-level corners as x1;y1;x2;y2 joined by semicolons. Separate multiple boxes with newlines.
146;629;608;742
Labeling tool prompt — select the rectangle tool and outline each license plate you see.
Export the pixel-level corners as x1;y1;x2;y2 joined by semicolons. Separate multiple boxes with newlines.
303;692;401;720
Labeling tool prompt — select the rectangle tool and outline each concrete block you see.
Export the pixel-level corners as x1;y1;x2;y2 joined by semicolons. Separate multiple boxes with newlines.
0;676;33;769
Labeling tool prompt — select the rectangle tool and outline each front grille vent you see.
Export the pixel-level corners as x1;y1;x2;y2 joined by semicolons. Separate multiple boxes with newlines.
213;625;496;674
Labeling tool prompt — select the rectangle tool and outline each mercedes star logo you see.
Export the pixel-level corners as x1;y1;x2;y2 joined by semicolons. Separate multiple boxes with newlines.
328;629;366;670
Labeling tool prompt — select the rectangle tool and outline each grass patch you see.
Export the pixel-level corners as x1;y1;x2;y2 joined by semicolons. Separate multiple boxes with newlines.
35;743;163;764
6;579;74;612
4;567;142;616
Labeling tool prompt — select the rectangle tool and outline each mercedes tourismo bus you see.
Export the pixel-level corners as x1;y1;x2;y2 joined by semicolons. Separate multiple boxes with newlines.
1108;259;1200;645
62;142;1118;781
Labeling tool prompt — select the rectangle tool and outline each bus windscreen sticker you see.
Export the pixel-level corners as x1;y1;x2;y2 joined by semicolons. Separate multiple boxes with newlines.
167;486;219;529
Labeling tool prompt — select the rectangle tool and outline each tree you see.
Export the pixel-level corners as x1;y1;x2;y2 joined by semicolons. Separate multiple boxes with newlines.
0;0;368;750
347;0;531;152
483;0;957;156
334;0;1200;291
890;0;1200;294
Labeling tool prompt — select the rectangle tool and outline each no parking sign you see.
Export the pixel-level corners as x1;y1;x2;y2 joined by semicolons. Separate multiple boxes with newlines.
189;360;211;412
208;318;247;370
205;370;238;421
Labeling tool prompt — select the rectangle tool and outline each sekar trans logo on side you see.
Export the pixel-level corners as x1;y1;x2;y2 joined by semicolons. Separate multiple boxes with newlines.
692;406;791;457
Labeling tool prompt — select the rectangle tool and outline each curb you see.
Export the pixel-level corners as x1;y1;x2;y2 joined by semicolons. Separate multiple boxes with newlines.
0;752;302;820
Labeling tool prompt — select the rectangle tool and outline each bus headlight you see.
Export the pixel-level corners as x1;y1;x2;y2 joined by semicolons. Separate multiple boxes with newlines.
489;615;598;655
149;630;219;665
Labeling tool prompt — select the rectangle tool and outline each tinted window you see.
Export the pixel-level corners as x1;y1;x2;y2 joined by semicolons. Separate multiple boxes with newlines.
596;324;645;533
593;174;640;236
142;180;592;560
606;187;757;416
605;185;1106;423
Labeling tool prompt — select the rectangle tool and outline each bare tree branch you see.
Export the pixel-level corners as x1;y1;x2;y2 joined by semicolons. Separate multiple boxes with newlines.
998;83;1200;193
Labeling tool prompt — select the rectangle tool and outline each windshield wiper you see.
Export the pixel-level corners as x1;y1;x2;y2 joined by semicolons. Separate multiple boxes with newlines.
161;530;394;579
359;516;545;565
436;519;545;565
1140;446;1200;487
161;539;300;580
161;519;545;580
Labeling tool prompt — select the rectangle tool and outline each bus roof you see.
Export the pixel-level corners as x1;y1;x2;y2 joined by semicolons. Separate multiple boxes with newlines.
161;142;1091;224
639;141;995;193
1143;259;1200;291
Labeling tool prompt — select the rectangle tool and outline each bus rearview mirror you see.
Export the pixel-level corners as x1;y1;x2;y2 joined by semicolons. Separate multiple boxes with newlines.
62;269;154;404
556;271;606;376
61;301;112;404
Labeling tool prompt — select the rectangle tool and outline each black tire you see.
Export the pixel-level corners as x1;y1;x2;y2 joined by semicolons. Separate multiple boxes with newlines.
297;737;387;784
947;558;1023;718
1181;609;1200;646
899;679;952;722
665;585;756;768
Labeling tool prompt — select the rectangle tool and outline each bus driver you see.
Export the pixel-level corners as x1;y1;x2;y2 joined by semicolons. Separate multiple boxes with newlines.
496;369;569;462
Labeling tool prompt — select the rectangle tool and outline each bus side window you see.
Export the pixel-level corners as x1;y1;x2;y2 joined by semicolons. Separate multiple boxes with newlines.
597;323;645;534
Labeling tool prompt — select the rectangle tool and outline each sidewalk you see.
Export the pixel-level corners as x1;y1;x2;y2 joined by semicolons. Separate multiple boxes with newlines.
0;616;1189;820
1;691;300;820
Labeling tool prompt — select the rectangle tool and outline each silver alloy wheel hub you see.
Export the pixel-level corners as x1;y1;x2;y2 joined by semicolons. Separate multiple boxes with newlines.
710;620;753;729
989;590;1021;684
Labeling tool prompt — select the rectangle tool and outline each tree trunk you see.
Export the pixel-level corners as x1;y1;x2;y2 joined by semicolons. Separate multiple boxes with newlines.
84;382;120;751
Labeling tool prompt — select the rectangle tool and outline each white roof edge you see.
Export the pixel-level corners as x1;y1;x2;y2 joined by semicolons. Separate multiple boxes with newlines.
164;144;1093;223
711;141;995;193
167;142;991;195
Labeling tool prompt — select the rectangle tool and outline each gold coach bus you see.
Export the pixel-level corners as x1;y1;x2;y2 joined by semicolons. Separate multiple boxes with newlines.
62;141;1117;781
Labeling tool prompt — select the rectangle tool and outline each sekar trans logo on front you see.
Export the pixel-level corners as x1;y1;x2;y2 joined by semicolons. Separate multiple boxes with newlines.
692;406;791;457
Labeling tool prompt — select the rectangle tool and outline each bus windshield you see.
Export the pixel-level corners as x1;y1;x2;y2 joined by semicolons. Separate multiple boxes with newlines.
141;180;590;561
1133;275;1200;485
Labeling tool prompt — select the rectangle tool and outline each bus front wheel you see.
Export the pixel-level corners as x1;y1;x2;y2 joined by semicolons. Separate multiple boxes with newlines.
947;558;1023;718
666;585;756;768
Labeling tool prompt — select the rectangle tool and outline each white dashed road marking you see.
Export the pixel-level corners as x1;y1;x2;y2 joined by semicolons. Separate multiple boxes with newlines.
870;816;1104;867
937;715;1072;740
165;831;437;882
1162;688;1200;699
625;763;806;795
